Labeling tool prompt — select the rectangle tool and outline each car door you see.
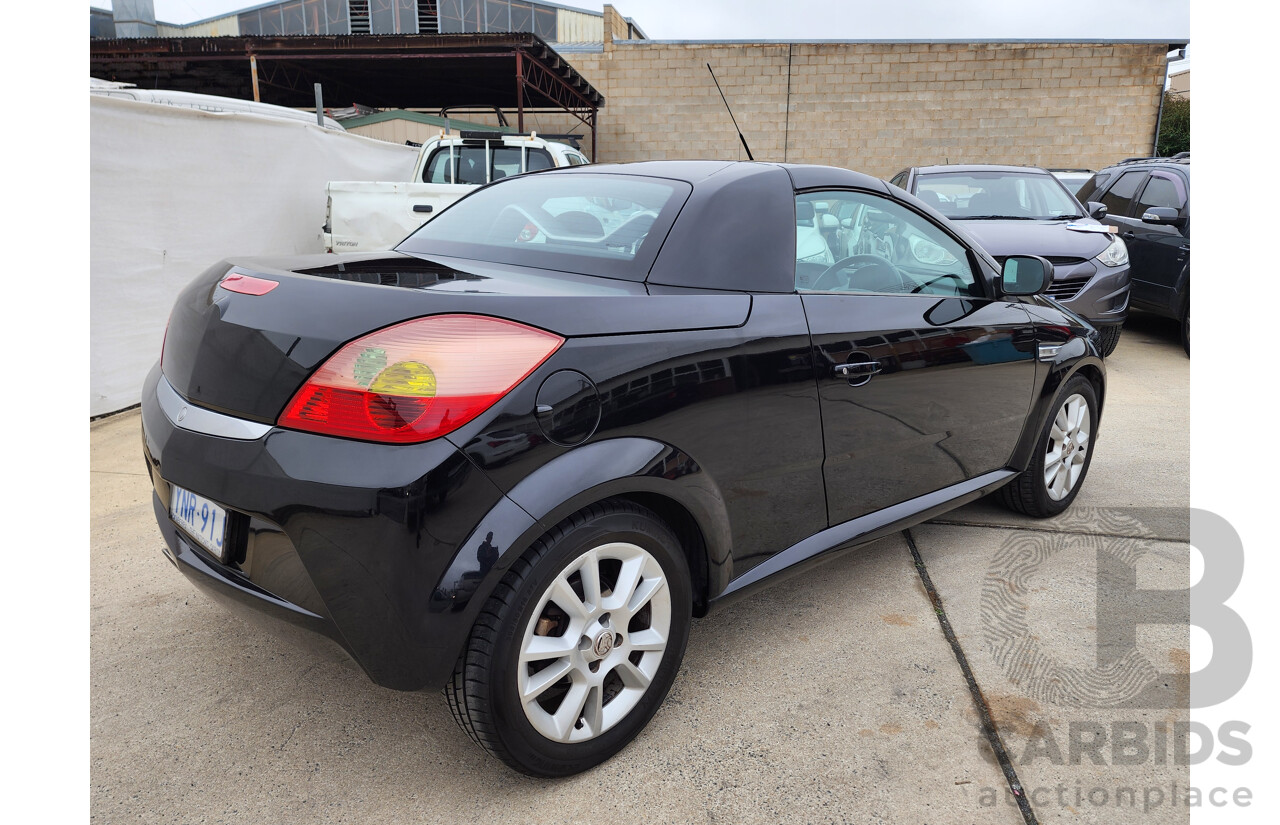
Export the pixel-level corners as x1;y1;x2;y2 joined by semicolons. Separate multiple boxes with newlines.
795;189;1039;526
1124;170;1190;314
1094;169;1162;306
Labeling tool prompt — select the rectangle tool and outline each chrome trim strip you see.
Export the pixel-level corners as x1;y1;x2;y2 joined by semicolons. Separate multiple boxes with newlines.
157;375;272;441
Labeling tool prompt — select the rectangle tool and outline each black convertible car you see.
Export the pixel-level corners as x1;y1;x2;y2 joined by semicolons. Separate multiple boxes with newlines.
142;161;1105;777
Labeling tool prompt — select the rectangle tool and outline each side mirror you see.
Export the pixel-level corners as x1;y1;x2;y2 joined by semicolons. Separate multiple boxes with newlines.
1086;201;1108;220
1000;255;1053;296
1141;206;1182;225
841;217;853;229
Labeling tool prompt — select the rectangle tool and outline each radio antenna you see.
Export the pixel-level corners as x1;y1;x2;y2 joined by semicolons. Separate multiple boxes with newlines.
707;63;754;161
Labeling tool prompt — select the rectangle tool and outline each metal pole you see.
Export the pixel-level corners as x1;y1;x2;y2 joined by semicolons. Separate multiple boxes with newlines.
249;54;260;102
314;83;324;128
1151;50;1172;156
516;51;525;133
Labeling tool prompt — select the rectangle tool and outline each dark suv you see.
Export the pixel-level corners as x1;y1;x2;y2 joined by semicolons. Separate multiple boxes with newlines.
1076;154;1190;354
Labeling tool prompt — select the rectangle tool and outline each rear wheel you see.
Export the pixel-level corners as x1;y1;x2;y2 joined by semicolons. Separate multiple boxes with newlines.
1000;374;1099;518
1096;325;1122;358
445;500;691;777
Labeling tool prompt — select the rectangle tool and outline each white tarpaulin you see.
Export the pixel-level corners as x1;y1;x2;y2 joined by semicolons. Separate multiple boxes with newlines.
90;95;419;416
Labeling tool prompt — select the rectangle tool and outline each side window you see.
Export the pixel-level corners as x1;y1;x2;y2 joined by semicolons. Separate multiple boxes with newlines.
1099;170;1147;217
526;148;554;172
422;146;487;184
889;170;909;190
1074;172;1112;203
794;190;977;296
490;146;523;180
1135;172;1187;211
565;153;590;167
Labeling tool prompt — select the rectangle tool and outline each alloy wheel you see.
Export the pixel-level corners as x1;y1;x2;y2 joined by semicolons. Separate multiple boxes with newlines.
1043;393;1091;501
517;542;671;742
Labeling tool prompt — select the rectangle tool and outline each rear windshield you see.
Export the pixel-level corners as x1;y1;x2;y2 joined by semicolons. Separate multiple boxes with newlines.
915;170;1083;221
397;173;692;281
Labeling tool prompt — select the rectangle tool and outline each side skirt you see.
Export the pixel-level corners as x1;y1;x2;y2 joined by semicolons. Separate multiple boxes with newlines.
709;469;1016;609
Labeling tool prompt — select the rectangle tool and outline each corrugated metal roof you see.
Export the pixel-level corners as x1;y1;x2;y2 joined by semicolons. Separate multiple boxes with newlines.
553;42;605;53
339;109;515;133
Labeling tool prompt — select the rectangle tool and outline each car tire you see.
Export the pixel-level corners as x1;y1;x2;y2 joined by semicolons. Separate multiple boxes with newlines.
999;374;1099;518
1096;325;1122;358
444;500;692;777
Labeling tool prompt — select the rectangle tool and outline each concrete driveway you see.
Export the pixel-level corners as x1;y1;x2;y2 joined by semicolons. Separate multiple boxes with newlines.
90;315;1189;824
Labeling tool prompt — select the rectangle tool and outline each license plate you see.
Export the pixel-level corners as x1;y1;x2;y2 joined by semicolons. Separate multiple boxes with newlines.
169;485;229;561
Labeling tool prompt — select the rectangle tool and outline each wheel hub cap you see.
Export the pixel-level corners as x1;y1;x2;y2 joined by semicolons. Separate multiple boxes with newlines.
592;630;614;658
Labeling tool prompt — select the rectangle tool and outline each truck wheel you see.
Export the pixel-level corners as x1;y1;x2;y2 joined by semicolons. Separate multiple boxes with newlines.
445;500;691;777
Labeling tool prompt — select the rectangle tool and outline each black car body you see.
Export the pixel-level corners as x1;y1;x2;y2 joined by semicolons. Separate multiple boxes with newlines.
1075;154;1190;352
891;164;1132;356
142;161;1106;776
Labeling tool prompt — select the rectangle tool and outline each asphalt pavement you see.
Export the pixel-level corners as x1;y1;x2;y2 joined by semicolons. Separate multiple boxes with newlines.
90;314;1189;824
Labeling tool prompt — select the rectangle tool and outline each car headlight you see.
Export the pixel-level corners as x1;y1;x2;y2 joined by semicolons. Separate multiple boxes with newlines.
908;235;958;266
1095;235;1129;267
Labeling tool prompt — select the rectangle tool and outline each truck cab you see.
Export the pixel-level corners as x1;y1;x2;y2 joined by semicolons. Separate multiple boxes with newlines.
323;131;589;253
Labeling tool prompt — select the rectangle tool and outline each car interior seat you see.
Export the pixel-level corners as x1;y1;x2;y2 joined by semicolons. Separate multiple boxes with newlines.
554;211;604;238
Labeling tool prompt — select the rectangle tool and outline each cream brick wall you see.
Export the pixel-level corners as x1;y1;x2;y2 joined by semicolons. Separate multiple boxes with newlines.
563;20;1167;177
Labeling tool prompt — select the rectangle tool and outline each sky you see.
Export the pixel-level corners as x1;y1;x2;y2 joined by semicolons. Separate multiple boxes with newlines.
97;0;1190;41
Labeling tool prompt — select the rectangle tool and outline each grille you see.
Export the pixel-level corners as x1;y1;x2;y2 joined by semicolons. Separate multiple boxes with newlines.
1046;276;1092;301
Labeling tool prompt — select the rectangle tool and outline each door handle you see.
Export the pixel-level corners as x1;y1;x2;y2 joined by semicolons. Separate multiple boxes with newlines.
1122;231;1136;240
413;204;433;213
834;360;883;386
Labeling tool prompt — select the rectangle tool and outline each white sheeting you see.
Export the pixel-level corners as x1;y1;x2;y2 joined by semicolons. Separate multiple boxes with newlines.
90;95;419;416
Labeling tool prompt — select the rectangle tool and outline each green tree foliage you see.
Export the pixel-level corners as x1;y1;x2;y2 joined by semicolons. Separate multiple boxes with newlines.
1156;92;1190;157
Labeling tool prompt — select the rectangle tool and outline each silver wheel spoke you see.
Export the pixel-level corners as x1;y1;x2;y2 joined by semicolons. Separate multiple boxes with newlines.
550;575;591;622
607;556;645;613
521;633;577;662
628;575;665;615
1043;458;1062;488
581;685;604;737
553;680;590;740
578;551;603;611
615;659;653;690
628;627;667;652
522;658;573;700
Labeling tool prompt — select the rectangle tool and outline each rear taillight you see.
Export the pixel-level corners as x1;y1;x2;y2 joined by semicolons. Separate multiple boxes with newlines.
277;314;563;444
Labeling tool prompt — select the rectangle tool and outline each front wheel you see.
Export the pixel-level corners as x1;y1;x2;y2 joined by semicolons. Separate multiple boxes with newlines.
999;374;1099;518
445;500;692;777
1096;325;1122;358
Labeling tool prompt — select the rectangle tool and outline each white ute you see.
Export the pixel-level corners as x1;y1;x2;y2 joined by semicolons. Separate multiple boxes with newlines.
323;131;590;253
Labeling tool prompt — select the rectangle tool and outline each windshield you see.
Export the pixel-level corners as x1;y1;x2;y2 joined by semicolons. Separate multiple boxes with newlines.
915;171;1082;221
397;173;692;281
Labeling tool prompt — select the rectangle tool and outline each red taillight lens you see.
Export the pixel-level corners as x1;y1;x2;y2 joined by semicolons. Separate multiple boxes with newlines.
277;314;563;444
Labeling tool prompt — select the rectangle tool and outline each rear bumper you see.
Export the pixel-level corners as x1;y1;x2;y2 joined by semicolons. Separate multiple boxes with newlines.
140;363;516;691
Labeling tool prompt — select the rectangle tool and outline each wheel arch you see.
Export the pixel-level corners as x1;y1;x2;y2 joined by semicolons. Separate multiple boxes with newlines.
1008;353;1106;473
424;438;730;685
